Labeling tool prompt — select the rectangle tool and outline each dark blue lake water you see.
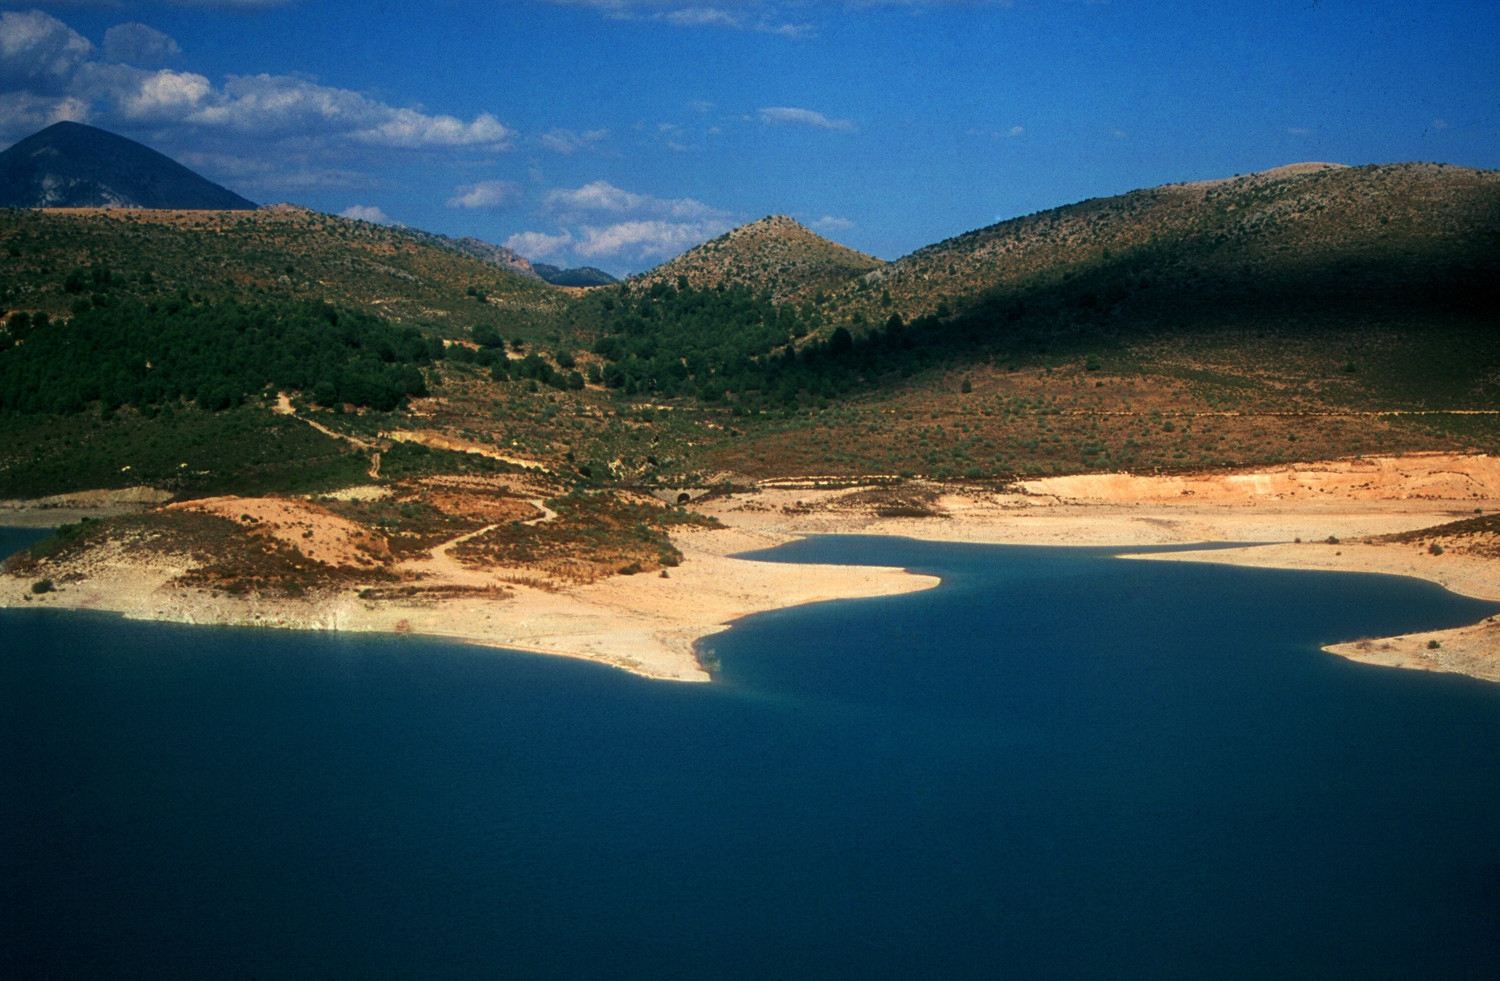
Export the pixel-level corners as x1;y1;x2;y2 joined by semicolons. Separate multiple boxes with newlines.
4;527;1500;980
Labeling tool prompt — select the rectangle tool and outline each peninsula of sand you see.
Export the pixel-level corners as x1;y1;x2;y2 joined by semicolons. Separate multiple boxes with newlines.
7;452;1500;684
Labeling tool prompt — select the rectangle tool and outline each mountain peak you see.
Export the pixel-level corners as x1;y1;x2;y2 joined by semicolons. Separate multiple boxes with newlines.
635;214;882;303
0;121;257;211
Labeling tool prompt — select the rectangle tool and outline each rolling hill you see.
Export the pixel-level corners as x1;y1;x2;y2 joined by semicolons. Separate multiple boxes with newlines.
842;161;1500;329
632;214;882;304
2;156;1498;499
0;204;561;339
4;156;1500;610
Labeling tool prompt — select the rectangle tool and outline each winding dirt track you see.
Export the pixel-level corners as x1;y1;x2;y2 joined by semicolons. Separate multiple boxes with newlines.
398;499;556;586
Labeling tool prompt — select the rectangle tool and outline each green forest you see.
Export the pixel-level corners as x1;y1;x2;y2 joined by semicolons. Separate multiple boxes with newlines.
0;297;434;415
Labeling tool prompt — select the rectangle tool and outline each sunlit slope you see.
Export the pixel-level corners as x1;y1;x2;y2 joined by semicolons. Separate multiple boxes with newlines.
0;205;563;339
634;215;883;305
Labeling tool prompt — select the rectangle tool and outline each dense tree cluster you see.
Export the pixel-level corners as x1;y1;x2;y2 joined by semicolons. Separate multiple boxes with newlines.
562;280;962;408
0;298;433;414
444;323;586;391
573;281;819;400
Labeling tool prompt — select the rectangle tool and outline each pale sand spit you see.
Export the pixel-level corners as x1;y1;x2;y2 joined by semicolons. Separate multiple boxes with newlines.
7;452;1500;683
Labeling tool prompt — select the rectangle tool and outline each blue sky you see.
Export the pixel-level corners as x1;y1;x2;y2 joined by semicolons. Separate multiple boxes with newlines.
1;1;1496;276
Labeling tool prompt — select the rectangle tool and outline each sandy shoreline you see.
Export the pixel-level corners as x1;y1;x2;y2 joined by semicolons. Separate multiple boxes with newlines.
2;518;938;683
7;452;1500;684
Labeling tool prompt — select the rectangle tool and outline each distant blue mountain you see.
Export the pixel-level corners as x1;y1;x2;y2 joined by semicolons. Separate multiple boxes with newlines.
0;121;256;210
531;263;618;287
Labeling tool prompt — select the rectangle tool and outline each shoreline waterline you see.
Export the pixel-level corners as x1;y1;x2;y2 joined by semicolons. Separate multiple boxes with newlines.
7;452;1500;683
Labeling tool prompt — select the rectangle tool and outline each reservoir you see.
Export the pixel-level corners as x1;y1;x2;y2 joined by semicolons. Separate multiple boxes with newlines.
4;529;1500;979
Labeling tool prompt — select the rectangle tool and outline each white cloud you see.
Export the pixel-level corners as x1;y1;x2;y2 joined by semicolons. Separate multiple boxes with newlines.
545;179;724;222
0;11;516;155
340;204;393;224
758;106;856;132
812;215;854;232
1009;125;1025;137
541;1;1048;36
530;179;736;264
547;180;640;214
537;1;816;36
171;74;514;150
103;23;181;66
664;7;743;28
110;68;213;121
446;179;520;209
505;229;575;259
357;107;511;148
539;127;608;153
575;219;726;260
0;10;94;94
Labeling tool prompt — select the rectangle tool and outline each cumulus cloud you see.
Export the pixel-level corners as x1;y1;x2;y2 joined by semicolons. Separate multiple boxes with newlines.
104;23;181;66
539;127;608;153
574;219;721;259
527;179;736;265
446;179;520;209
505;229;575;260
340;204;393;224
166;73;514;149
545;179;725;222
757;106;856;132
546;180;640;214
359;107;511;148
0;10;515;156
109;68;214;121
0;9;94;95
